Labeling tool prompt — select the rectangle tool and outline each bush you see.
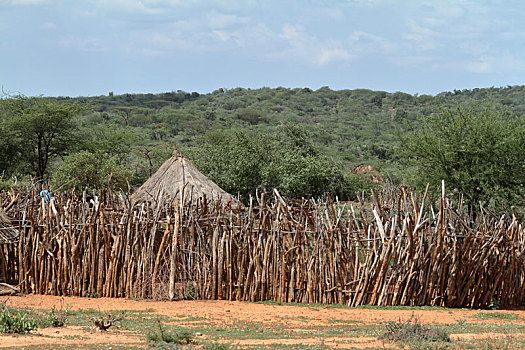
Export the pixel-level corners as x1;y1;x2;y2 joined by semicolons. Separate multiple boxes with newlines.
0;175;32;192
46;303;70;327
146;319;194;347
402;104;525;209
380;314;450;344
52;150;132;191
190;124;366;201
0;306;37;334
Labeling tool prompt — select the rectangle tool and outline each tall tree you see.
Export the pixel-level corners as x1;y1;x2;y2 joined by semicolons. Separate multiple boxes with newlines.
1;96;86;181
403;104;525;208
189;124;357;200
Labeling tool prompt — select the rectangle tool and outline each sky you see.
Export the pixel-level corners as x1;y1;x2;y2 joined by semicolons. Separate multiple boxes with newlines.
1;0;524;97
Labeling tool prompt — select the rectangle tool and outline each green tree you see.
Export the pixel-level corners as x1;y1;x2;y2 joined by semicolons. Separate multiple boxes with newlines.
82;125;138;162
190;130;268;198
189;124;357;200
0;117;19;175
402;104;525;208
52;150;132;191
1;96;87;180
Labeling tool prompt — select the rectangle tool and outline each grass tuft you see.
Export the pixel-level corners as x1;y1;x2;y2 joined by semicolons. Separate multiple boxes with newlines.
469;312;521;321
46;300;70;327
203;343;235;350
379;313;450;344
146;318;194;347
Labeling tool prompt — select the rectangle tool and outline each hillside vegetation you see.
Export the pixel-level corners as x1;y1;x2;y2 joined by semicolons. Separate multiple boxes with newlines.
1;85;525;206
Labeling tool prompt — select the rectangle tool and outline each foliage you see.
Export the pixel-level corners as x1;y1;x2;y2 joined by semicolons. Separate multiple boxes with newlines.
81;125;139;162
488;299;500;310
46;302;70;327
380;314;450;344
0;305;37;334
0;175;32;192
0;95;87;180
402;104;525;209
189;124;360;200
202;343;235;350
3;85;525;204
0;119;21;175
147;318;194;347
469;312;521;321
52;150;132;191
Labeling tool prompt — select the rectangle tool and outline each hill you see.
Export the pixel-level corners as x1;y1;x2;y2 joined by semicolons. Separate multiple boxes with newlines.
2;85;525;199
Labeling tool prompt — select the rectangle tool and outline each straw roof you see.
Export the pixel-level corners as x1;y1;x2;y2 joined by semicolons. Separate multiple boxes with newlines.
0;207;19;244
131;149;240;206
0;207;10;224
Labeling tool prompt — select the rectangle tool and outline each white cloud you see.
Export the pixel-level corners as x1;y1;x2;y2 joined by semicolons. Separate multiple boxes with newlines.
402;1;493;51
41;21;56;29
348;31;394;54
403;20;440;51
205;10;248;29
87;0;169;14
392;0;522;74
466;53;525;74
125;16;273;57
7;0;50;4
316;47;353;65
59;36;105;52
267;24;356;66
86;0;256;15
459;41;490;56
466;56;493;73
392;54;436;67
321;8;345;21
426;1;466;19
211;30;231;42
279;24;307;44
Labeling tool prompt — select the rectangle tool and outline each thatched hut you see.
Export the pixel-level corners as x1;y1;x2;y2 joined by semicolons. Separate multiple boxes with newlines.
0;207;19;289
131;149;240;206
350;164;385;183
0;207;18;244
0;207;19;244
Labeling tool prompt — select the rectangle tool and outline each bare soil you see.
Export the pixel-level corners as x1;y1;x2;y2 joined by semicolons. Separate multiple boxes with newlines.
2;295;525;348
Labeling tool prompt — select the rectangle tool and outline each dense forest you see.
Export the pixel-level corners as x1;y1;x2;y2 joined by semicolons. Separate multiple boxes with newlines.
1;85;525;207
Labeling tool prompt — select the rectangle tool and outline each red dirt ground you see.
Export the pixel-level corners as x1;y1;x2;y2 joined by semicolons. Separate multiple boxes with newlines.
2;295;525;348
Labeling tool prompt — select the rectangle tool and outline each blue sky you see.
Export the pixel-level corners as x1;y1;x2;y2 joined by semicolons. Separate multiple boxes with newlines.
1;0;524;97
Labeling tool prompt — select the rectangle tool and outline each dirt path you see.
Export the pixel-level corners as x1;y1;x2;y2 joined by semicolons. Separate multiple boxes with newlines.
2;295;525;348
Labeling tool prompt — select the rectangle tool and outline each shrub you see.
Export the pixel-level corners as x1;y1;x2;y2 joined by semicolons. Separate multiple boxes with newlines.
52;150;132;191
46;303;70;327
380;314;450;344
190;125;367;201
0;306;37;334
146;318;194;347
402;104;525;209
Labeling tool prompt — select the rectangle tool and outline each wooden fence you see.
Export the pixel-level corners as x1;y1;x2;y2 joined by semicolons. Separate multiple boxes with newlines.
1;186;524;308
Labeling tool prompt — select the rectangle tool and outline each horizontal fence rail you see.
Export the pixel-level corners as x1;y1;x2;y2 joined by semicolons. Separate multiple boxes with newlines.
0;187;524;308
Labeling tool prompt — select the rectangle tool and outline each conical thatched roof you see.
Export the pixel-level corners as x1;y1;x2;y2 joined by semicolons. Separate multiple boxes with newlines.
131;149;240;206
0;207;19;244
0;207;10;224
